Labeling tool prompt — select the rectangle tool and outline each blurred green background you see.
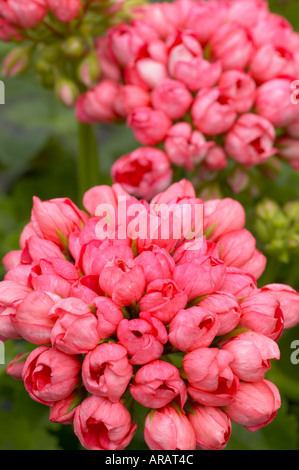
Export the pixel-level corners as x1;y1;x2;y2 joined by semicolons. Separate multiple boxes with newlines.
0;0;299;450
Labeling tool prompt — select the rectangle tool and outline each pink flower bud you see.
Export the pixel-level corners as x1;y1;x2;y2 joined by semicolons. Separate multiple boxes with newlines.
74;395;136;450
255;78;298;128
107;23;145;66
77;238;133;277
204;146;228;171
238;249;267;280
0;280;32;307
186;0;227;45
221;332;280;382
23;346;81;406
114;85;150;118
210;23;254;70
203;198;246;242
225;380;281;431
47;0;81;22
165;123;213;171
28;258;79;298
99;258;145;307
55;77;79;108
217;229;257;269
13;291;60;345
225;114;276;167
77;51;101;88
220;267;257;300
151;78;193;119
173;256;226;301
70;275;103;304
50;298;101;355
82;343;133;401
240;291;284;341
134;245;175;285
2;47;30;77
0;306;20;341
188;404;232;450
125;56;168;91
184;348;239;407
168;306;220;351
227;0;269;28
0;0;47;28
218;70;256;114
172;57;222;92
191;88;237;136
250;44;295;83
130;360;187;409
21;236;64;265
6;353;28;381
261;284;299;329
127;107;172;146
199;291;242;336
49;390;84;425
76;80;120;123
111;147;172;200
144;405;196;450
117;312;168;365
139;279;188;324
92;296;124;339
31;196;88;248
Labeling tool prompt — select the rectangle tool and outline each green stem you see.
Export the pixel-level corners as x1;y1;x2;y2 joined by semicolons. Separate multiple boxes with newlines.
78;122;100;204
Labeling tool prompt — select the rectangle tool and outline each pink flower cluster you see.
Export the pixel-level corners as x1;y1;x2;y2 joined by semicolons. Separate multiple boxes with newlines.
1;180;299;450
76;0;299;199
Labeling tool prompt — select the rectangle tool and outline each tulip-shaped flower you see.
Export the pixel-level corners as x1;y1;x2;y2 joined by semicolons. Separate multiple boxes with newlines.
13;291;60;345
239;291;284;341
130;360;187;409
173;256;227;301
82;343;133;402
99;257;146;307
187;404;232;450
199;291;241;336
49;298;102;355
168;306;220;351
117;312;168;365
139;279;188;324
74;395;137;450
261;284;299;330
183;348;239;406
31;197;88;248
144;405;196;450
225;380;281;431
221;332;280;382
22;346;81;406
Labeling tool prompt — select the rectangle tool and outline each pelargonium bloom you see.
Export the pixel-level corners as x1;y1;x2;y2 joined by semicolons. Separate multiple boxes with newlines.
74;0;299;198
0;179;297;450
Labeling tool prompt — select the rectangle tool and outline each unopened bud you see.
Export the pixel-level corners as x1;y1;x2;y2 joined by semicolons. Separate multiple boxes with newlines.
62;36;86;58
256;199;281;222
77;51;101;88
55;77;79;108
284;201;299;222
2;47;31;77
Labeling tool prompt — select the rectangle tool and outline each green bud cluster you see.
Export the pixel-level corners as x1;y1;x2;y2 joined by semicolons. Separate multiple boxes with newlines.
255;199;299;263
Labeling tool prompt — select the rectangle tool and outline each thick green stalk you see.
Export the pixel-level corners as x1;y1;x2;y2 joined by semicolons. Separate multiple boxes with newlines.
78;122;100;203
